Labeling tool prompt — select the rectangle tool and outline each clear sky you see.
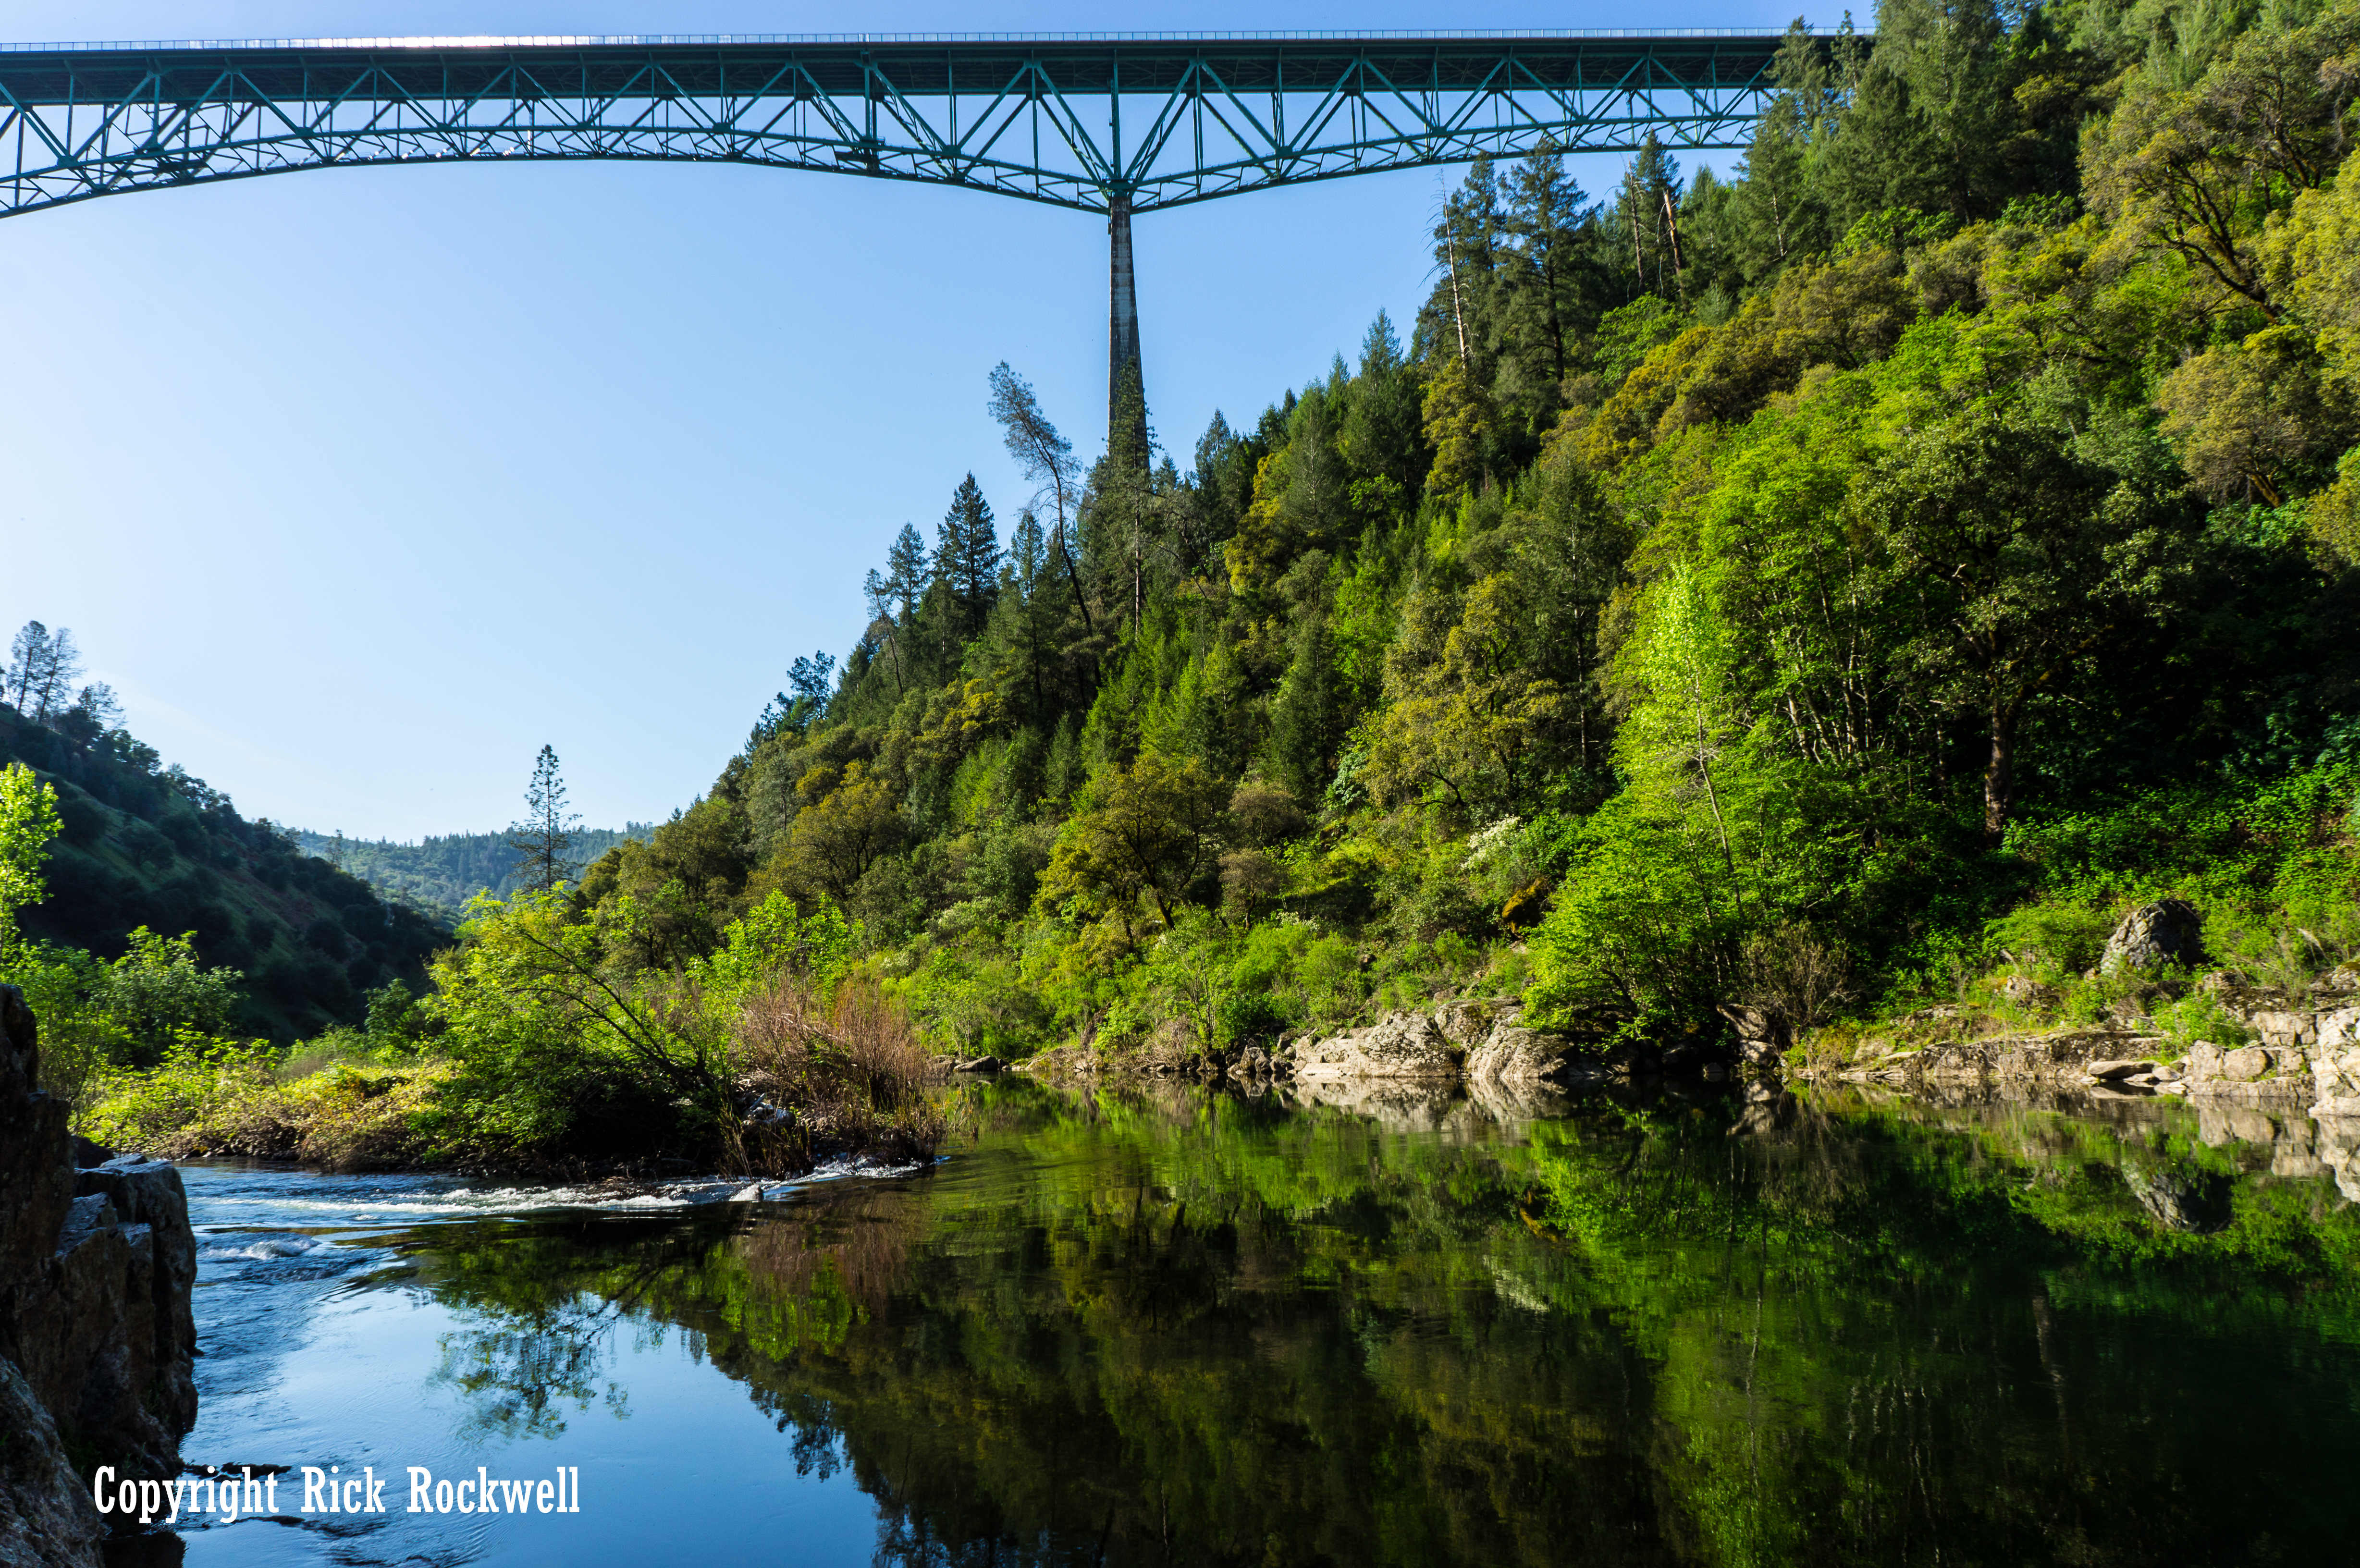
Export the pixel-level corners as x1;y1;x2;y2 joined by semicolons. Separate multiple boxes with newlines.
0;0;1829;841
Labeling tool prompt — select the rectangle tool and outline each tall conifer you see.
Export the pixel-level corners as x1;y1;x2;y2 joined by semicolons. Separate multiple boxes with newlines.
934;474;1002;634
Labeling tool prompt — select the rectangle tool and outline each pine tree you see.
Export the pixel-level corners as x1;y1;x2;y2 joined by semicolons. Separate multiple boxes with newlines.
934;474;1003;634
988;361;1096;634
2;623;46;713
863;567;905;694
1102;363;1161;630
505;745;582;894
1425;156;1505;374
1730;87;1826;285
886;523;927;624
1623;133;1685;300
1503;140;1592;387
1010;509;1046;592
2;622;83;722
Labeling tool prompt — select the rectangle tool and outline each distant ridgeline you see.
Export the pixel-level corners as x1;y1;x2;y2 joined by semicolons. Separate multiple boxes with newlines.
291;825;659;919
0;703;444;1042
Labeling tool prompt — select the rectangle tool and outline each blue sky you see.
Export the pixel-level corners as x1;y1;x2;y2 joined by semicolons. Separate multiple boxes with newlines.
1;1;1830;840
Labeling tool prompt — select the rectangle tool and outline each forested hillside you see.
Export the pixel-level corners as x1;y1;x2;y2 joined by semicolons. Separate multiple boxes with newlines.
543;0;2360;1059
293;824;659;922
0;686;442;1041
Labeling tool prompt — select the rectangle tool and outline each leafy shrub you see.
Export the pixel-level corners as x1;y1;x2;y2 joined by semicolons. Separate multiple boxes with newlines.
1215;991;1291;1045
2006;762;2360;913
2150;992;2258;1054
1988;903;2116;978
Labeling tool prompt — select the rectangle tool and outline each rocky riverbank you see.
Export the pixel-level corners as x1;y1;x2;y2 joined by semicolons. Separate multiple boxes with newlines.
0;986;198;1568
1020;997;1721;1093
1814;986;2360;1112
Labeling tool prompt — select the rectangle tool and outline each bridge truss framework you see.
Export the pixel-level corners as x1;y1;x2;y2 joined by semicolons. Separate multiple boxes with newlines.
0;30;1799;423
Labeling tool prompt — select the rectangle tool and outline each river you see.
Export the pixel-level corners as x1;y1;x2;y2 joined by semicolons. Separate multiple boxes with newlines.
153;1078;2360;1566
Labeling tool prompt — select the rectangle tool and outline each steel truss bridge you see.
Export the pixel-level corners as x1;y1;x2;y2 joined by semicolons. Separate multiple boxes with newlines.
0;30;1801;425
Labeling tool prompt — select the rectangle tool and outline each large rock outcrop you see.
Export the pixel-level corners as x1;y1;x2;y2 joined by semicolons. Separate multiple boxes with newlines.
0;985;197;1568
1463;1015;1609;1088
1292;1012;1463;1080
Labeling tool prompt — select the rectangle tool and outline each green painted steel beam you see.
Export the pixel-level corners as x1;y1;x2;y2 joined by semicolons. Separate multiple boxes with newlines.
0;30;1811;220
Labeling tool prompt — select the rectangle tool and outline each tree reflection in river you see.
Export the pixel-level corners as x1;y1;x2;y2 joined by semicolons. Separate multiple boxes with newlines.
385;1080;2360;1566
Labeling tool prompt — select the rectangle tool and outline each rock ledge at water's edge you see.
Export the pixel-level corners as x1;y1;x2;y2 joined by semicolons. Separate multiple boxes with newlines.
0;985;198;1568
1027;1001;1684;1091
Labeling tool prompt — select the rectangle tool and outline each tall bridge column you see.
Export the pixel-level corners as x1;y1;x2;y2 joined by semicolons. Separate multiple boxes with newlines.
1108;195;1144;450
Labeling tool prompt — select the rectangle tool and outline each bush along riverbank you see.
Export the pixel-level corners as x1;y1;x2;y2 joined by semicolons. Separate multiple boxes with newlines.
74;888;942;1176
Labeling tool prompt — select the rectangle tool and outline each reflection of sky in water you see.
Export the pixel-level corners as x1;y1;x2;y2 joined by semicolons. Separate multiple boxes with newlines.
172;1163;894;1567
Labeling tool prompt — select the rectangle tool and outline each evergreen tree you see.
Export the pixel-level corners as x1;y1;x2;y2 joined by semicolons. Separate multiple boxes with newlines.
505;745;582;894
934;473;1003;635
988;361;1096;634
3;621;85;723
1423;155;1506;373
1502;141;1593;391
886;524;927;623
1622;133;1686;300
1098;362;1162;630
1010;509;1047;593
1341;312;1428;500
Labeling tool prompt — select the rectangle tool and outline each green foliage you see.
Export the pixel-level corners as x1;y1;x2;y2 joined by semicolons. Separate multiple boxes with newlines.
696;889;861;1004
2004;762;2360;913
85;927;244;1065
0;702;445;1040
84;1033;279;1152
1988;901;2116;976
0;760;60;952
2150;990;2259;1054
417;891;722;1162
1214;989;1291;1045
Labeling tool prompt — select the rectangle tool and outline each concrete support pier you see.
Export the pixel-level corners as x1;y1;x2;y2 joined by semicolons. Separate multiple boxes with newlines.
1108;196;1143;442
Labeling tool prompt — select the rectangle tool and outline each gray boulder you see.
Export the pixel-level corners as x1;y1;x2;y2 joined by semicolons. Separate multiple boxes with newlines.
0;1359;101;1568
1430;1000;1500;1052
1715;1003;1791;1066
1465;1021;1607;1087
2085;1058;2159;1081
1292;1012;1459;1080
2220;1045;2273;1083
2100;899;2204;974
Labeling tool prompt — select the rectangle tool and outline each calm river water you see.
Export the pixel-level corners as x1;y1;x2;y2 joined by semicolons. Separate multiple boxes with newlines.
152;1078;2360;1567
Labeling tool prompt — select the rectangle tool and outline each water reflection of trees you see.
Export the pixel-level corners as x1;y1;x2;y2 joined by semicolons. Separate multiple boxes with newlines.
403;1082;2360;1566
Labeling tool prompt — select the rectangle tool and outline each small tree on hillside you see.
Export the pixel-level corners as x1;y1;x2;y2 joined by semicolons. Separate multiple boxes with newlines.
4;622;86;723
506;745;582;894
